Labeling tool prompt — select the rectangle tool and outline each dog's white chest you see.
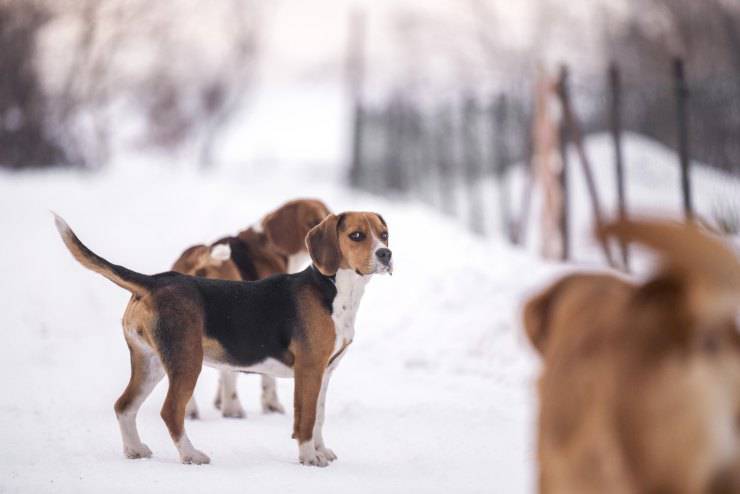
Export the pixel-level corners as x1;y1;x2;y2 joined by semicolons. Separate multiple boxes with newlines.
330;269;368;365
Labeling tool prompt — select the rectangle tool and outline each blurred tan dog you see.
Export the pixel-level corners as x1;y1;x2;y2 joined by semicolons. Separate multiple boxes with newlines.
172;199;330;419
523;219;740;493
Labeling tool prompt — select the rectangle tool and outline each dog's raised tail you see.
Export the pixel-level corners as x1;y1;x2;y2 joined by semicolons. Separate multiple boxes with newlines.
53;213;154;296
598;218;740;321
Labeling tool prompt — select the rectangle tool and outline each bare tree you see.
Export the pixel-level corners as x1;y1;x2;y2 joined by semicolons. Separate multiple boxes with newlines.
197;0;261;167
0;0;67;169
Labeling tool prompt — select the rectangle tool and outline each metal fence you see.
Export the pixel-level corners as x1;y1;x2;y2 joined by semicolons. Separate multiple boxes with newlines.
348;59;740;267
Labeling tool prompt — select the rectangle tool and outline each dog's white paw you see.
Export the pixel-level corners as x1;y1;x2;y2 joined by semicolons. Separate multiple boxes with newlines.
124;443;152;459
180;449;211;465
185;402;200;420
221;400;246;419
315;446;337;462
261;397;285;414
299;449;330;468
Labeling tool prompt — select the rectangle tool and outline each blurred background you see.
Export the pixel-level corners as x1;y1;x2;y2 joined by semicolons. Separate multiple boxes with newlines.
2;0;740;266
2;2;740;491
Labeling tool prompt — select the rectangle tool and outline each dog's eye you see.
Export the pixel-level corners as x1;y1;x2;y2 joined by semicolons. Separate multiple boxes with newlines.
380;231;388;241
348;231;365;242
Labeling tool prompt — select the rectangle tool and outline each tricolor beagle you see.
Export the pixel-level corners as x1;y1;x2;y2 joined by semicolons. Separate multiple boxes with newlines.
53;212;392;467
171;199;331;419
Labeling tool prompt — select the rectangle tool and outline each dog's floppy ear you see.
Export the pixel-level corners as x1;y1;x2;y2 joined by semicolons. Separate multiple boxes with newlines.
307;213;344;276
262;202;304;256
522;280;565;355
522;288;552;355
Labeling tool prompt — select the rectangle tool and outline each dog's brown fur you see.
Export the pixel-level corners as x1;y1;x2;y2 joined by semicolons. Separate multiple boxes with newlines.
54;211;389;467
173;198;330;282
524;219;740;493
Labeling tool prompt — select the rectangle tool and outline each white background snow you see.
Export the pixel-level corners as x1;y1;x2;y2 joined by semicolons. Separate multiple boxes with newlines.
0;163;545;494
3;0;739;491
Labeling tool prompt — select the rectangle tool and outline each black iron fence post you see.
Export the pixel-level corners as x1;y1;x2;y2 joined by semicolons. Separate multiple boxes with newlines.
557;69;570;262
462;97;485;234
492;94;515;241
347;10;366;187
434;105;455;215
609;62;629;271
673;58;693;220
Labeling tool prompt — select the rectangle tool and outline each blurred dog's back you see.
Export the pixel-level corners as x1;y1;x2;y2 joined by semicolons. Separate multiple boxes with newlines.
524;219;740;493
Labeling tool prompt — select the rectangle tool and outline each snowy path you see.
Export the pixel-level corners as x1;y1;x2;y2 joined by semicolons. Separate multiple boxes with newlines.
0;165;555;493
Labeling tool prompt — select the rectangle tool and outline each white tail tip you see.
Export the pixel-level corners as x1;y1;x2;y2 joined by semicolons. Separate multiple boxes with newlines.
210;243;231;262
51;211;70;234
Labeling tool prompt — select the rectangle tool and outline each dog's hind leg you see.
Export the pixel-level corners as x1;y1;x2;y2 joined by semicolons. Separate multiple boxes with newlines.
150;291;210;464
161;362;209;464
156;319;209;466
261;375;285;414
114;342;164;459
218;371;246;418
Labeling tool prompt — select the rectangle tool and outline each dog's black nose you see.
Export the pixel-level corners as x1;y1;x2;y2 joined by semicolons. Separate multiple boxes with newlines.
375;248;392;265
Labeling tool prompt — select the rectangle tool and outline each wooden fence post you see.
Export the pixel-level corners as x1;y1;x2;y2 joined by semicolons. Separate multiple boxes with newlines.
609;62;629;271
557;65;617;268
673;58;693;220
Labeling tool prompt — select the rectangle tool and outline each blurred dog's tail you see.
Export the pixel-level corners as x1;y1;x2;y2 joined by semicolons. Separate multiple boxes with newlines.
53;213;154;296
598;218;740;321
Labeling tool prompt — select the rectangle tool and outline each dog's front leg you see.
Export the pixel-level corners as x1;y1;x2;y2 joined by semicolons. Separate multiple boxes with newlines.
312;369;337;461
293;364;329;467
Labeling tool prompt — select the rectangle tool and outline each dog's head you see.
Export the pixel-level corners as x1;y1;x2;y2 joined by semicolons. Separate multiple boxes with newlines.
306;212;391;277
262;199;331;257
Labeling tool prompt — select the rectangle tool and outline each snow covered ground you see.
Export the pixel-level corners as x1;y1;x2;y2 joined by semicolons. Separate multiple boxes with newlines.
0;162;567;494
1;132;737;493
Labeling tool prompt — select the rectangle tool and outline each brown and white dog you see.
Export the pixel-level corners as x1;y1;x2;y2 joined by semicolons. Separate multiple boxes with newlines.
523;219;740;493
171;199;331;419
53;211;392;467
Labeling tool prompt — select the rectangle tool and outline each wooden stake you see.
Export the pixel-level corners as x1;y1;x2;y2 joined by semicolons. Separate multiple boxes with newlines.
557;65;617;268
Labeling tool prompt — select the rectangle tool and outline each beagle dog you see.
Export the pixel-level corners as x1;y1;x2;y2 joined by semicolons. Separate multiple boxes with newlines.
53;212;392;467
523;219;740;493
171;199;331;419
